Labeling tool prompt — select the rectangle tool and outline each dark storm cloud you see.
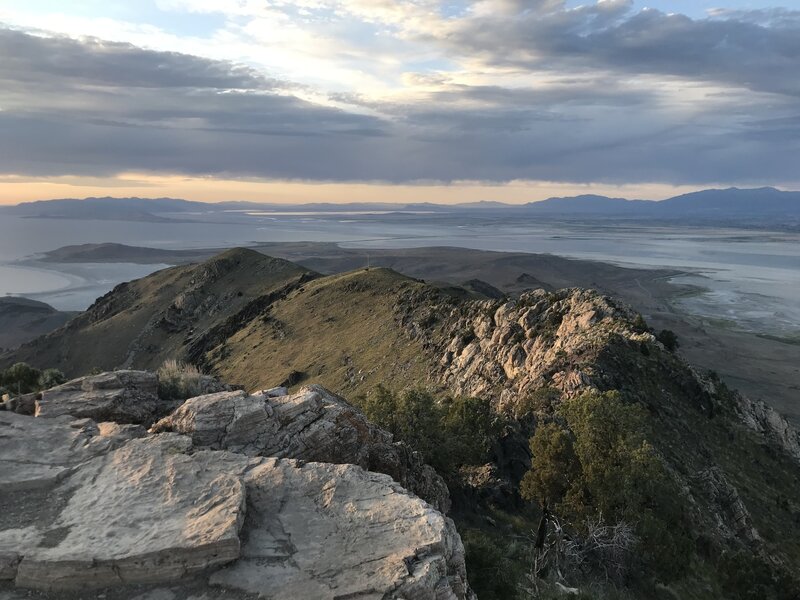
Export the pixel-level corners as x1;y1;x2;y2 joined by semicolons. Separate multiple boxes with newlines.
0;27;272;89
0;14;799;186
440;2;800;98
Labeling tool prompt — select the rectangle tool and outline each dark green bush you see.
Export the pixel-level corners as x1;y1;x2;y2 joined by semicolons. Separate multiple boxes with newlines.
521;391;692;581
1;362;42;395
462;529;524;600
39;368;66;390
520;422;580;509
0;363;67;396
359;386;503;476
655;329;679;352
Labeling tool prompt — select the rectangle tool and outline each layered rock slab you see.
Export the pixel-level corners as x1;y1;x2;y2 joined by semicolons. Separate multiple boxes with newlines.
151;385;451;513
0;411;143;492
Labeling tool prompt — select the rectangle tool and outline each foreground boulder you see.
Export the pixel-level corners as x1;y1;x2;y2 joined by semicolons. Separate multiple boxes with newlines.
151;384;451;512
0;377;472;599
35;370;163;424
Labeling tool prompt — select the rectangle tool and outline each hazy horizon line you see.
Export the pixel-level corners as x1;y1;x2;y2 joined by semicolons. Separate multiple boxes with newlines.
2;185;794;208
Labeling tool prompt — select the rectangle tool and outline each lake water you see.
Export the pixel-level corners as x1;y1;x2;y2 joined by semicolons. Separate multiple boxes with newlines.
0;214;797;335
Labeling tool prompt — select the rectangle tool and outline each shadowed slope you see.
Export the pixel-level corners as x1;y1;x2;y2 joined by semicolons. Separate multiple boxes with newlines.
0;297;76;351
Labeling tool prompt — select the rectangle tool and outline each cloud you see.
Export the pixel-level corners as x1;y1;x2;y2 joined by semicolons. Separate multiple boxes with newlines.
0;27;271;90
432;1;800;98
707;7;800;28
0;3;799;189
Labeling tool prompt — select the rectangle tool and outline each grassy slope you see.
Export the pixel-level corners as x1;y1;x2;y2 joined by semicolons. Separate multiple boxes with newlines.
203;267;441;397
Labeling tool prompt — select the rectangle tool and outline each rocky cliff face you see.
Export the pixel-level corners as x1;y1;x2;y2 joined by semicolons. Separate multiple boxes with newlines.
0;372;471;599
402;287;679;405
414;287;800;466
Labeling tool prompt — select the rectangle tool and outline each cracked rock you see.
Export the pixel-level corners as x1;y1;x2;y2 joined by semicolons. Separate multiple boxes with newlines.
151;385;451;513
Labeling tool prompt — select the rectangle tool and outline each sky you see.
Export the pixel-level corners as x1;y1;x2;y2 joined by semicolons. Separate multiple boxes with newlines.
0;0;799;204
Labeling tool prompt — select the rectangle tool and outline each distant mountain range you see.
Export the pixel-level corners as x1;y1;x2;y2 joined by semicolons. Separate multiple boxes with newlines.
2;187;799;222
525;188;800;217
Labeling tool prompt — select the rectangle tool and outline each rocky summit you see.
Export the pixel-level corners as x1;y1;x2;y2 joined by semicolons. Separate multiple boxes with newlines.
0;371;472;599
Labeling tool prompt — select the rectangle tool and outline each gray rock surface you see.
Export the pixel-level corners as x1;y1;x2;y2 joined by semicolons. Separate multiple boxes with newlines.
0;376;472;599
36;370;163;424
151;385;451;513
11;434;246;591
0;411;142;492
211;459;469;600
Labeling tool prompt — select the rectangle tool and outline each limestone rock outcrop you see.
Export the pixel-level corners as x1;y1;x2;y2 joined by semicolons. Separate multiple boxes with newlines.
401;288;719;420
150;384;451;513
735;394;800;464
0;374;471;599
430;289;655;407
211;459;468;599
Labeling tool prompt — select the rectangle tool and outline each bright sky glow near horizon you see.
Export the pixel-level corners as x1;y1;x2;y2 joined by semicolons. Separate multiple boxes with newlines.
1;0;799;204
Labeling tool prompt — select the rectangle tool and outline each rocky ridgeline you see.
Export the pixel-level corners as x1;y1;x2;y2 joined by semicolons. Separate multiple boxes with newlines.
404;287;800;458
399;286;800;558
0;371;471;599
